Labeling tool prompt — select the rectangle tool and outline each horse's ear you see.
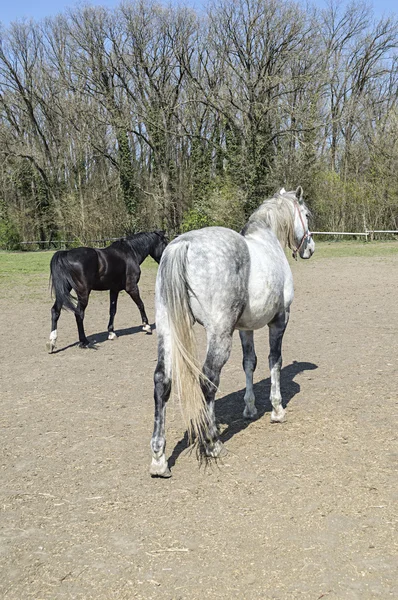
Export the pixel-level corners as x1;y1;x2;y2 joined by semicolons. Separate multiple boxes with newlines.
295;186;304;204
280;187;286;194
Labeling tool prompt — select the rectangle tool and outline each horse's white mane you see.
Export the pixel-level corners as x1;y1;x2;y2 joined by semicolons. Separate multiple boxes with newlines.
243;189;297;248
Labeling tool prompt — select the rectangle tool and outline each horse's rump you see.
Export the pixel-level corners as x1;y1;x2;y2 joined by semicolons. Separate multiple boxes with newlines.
50;251;79;312
161;227;250;327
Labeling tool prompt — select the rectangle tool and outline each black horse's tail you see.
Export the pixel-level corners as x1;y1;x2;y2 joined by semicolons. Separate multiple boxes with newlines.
50;251;78;313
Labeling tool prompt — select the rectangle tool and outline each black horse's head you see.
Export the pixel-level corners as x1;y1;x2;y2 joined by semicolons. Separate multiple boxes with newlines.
150;230;169;263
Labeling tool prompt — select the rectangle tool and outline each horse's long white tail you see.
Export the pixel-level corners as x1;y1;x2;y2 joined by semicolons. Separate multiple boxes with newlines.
160;241;212;447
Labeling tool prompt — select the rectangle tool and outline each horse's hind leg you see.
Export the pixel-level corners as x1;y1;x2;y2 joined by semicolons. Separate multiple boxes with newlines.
75;291;91;347
268;310;290;423
47;299;62;353
239;330;258;418
107;290;119;340
126;284;151;334
150;333;172;477
201;332;233;458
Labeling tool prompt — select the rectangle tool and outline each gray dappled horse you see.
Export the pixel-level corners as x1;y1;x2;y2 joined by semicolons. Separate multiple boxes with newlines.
150;187;314;477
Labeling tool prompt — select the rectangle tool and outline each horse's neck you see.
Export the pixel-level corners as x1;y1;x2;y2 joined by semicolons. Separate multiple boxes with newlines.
243;205;293;248
132;247;147;264
244;225;280;246
131;240;154;264
242;220;274;240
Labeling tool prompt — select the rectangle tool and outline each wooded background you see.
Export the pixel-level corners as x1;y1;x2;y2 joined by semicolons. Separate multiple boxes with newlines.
1;0;397;249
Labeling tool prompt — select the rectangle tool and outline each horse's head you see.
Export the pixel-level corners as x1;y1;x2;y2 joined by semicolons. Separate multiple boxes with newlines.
150;230;169;263
284;186;315;260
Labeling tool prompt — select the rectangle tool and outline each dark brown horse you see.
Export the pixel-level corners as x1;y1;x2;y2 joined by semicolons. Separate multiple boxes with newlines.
47;230;168;352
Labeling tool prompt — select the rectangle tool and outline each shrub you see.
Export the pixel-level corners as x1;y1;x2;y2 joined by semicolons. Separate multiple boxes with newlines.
0;219;21;250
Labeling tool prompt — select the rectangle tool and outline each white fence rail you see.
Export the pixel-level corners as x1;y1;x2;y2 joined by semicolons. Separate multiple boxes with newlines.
312;231;368;236
312;230;398;240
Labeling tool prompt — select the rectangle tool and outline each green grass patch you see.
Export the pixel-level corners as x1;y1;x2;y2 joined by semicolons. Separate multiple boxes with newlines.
311;239;398;259
0;252;52;295
142;256;160;269
0;250;53;275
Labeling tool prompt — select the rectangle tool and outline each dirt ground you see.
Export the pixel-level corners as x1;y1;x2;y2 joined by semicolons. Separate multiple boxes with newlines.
1;251;397;600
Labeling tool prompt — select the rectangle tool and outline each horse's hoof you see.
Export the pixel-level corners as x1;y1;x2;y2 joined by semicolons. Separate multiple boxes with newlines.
150;456;171;478
46;341;55;354
79;342;90;349
205;440;227;459
150;467;172;478
270;408;286;423
142;324;152;334
108;331;117;340
243;405;258;419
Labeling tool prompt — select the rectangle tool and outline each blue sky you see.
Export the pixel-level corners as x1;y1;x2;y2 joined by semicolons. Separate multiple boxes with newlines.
1;1;120;26
1;0;396;27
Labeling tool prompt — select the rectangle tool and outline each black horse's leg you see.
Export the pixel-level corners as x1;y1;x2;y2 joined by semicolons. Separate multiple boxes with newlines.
47;298;63;353
239;330;258;418
107;290;119;340
126;284;151;334
200;332;233;457
268;309;290;423
75;291;91;347
150;334;172;477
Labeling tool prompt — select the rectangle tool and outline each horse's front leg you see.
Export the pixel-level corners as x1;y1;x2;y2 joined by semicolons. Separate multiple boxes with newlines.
107;290;119;340
268;310;290;422
150;335;172;477
239;330;258;418
126;284;152;334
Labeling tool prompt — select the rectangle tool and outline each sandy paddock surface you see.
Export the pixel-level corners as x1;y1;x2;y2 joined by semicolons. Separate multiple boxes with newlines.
0;250;397;600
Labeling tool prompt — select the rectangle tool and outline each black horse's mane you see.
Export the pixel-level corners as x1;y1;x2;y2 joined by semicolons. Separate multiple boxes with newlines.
110;230;164;254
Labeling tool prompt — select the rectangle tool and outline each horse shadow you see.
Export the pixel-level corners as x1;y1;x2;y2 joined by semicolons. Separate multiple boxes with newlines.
50;323;156;354
168;360;318;469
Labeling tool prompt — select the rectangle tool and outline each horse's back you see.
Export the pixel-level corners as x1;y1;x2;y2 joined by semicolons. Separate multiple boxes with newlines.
184;226;250;281
65;247;98;262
